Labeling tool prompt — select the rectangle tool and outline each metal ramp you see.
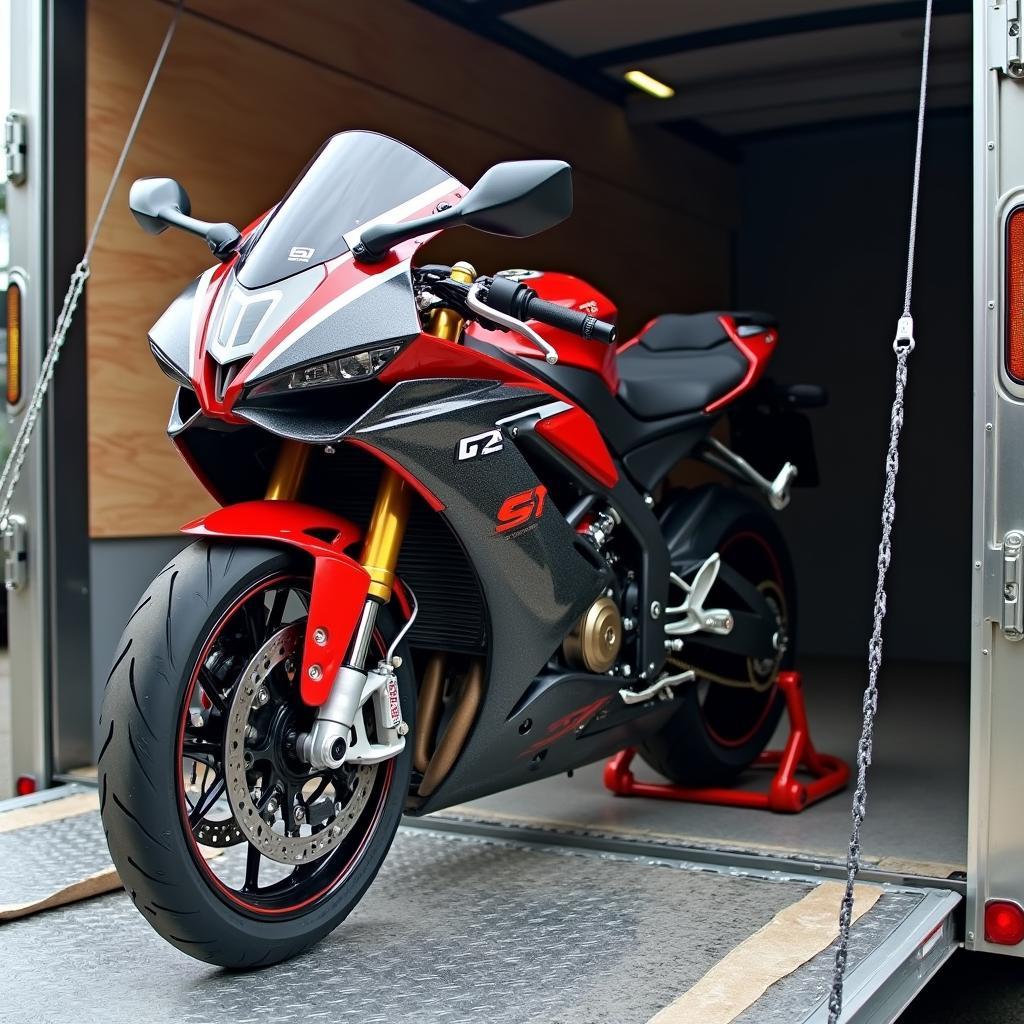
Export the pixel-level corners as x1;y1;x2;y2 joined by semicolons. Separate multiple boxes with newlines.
0;786;959;1024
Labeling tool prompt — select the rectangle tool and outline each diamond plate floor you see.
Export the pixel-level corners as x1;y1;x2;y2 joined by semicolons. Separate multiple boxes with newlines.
0;813;927;1024
0;806;109;907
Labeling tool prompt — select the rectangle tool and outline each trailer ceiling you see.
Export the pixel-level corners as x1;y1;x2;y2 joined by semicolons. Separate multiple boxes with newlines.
416;0;970;142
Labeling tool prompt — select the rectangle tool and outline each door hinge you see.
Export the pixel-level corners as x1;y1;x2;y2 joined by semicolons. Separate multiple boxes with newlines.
1002;531;1024;640
991;0;1024;79
3;514;27;592
3;112;27;186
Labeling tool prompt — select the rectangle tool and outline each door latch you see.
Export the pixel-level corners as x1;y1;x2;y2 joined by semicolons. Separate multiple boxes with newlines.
3;514;27;592
3;112;27;186
1002;531;1023;640
991;0;1024;79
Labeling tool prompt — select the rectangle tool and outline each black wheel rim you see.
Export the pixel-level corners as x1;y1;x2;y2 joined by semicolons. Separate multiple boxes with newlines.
682;532;790;749
176;573;393;917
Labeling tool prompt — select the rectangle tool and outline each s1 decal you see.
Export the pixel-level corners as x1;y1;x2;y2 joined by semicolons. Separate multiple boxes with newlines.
496;485;547;534
457;428;504;462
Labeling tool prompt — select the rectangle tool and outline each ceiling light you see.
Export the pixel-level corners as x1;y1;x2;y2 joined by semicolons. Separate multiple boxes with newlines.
624;69;675;99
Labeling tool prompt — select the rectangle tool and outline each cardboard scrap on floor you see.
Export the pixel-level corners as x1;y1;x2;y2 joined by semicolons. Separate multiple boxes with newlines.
648;880;882;1024
0;789;221;922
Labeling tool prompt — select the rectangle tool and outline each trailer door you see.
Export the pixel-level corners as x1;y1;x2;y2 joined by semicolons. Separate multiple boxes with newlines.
969;0;1024;957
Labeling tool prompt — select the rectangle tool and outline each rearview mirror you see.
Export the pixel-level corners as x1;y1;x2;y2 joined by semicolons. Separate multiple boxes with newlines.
354;159;572;262
457;160;572;237
129;177;241;260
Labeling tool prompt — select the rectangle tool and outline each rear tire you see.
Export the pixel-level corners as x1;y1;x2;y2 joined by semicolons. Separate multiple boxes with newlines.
639;509;796;787
99;540;413;967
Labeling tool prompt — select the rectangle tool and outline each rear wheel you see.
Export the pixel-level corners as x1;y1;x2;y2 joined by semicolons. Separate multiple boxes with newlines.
99;540;413;967
640;515;796;786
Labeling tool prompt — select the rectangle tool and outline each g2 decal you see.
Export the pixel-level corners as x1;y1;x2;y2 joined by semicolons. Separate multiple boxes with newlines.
457;428;504;462
287;246;315;262
496;485;547;534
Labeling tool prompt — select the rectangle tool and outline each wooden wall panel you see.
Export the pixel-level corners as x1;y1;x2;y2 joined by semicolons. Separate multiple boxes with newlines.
87;0;736;538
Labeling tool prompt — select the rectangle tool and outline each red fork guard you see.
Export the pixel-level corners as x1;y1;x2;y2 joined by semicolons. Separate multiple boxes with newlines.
604;670;849;813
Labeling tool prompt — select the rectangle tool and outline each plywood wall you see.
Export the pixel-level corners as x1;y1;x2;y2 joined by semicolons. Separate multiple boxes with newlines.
87;0;738;537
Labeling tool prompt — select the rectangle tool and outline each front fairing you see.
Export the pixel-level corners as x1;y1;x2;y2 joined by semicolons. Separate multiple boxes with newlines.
147;131;465;421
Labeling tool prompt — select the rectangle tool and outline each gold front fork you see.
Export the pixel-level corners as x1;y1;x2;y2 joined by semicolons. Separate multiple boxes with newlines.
263;263;476;602
358;260;477;603
265;440;310;501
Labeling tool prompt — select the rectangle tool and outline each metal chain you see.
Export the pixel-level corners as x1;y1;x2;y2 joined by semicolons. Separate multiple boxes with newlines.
827;2;932;1020
0;0;184;534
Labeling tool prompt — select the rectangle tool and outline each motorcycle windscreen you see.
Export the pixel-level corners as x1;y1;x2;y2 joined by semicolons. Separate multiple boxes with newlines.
236;132;458;290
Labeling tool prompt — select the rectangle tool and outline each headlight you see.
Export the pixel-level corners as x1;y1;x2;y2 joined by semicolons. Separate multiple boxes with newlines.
250;343;403;398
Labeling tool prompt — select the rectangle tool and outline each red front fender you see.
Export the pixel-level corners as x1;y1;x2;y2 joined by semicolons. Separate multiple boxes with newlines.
182;501;369;706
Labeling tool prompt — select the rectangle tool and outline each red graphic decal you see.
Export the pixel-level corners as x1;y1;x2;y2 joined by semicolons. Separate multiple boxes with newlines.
496;485;547;534
523;695;612;756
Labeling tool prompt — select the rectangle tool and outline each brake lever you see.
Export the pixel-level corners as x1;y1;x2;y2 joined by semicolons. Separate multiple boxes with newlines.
466;282;559;365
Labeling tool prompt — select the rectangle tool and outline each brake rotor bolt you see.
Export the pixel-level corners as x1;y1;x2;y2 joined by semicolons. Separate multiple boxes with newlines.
650;601;662;620
255;685;270;707
245;725;258;741
294;805;305;823
190;711;204;728
313;627;328;646
308;664;323;682
334;801;344;815
266;796;279;814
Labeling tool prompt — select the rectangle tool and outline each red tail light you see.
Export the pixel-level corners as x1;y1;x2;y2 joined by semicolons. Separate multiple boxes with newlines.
985;899;1024;945
1007;207;1024;382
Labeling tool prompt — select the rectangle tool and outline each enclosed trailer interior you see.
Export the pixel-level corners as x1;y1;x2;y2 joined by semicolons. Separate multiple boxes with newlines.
79;0;972;882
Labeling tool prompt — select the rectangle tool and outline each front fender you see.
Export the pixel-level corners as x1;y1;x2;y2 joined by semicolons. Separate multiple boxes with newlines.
182;501;369;706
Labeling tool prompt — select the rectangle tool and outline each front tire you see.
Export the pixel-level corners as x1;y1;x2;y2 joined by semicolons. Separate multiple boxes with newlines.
99;540;413;967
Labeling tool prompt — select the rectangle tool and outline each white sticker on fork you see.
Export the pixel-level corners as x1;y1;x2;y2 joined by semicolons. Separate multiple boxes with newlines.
384;672;402;729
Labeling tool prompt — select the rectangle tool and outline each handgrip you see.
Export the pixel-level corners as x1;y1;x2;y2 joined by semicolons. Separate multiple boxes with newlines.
484;276;617;344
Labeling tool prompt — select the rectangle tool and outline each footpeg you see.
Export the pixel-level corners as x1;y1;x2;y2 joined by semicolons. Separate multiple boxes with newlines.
699;438;798;511
665;554;734;637
620;669;694;705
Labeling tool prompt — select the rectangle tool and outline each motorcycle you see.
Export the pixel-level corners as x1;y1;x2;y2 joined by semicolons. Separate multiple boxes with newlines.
100;130;823;966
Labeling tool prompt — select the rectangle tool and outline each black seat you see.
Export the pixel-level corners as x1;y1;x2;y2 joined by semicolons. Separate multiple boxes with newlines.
616;311;776;420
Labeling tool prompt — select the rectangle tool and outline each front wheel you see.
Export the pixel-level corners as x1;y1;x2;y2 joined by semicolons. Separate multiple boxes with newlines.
99;540;414;967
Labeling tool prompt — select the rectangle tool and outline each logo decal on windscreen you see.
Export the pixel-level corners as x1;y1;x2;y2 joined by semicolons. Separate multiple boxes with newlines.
288;246;315;262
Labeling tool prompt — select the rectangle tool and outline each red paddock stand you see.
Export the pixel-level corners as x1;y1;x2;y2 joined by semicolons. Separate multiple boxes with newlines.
604;670;849;813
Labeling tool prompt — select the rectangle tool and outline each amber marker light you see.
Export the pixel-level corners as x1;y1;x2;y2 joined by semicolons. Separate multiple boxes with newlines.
6;280;22;406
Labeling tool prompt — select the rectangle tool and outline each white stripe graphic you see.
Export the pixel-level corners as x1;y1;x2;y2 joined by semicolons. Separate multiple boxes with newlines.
187;266;216;377
245;260;411;381
342;176;461;252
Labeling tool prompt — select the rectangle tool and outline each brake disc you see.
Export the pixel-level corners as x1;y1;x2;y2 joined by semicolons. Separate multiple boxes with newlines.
223;623;377;866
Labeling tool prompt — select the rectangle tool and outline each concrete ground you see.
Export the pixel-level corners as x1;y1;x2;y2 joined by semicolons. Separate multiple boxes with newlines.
901;950;1024;1024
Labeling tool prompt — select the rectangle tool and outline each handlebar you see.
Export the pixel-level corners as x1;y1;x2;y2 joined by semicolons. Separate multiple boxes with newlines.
482;276;617;345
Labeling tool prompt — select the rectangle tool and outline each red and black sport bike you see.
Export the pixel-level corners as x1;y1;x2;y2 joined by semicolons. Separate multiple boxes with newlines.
100;131;823;966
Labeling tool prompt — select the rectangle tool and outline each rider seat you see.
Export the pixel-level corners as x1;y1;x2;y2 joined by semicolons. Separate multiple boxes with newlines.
616;311;776;420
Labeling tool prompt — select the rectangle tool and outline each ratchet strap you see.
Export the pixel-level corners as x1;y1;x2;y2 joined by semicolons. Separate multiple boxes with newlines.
826;1;934;1020
0;1;185;533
